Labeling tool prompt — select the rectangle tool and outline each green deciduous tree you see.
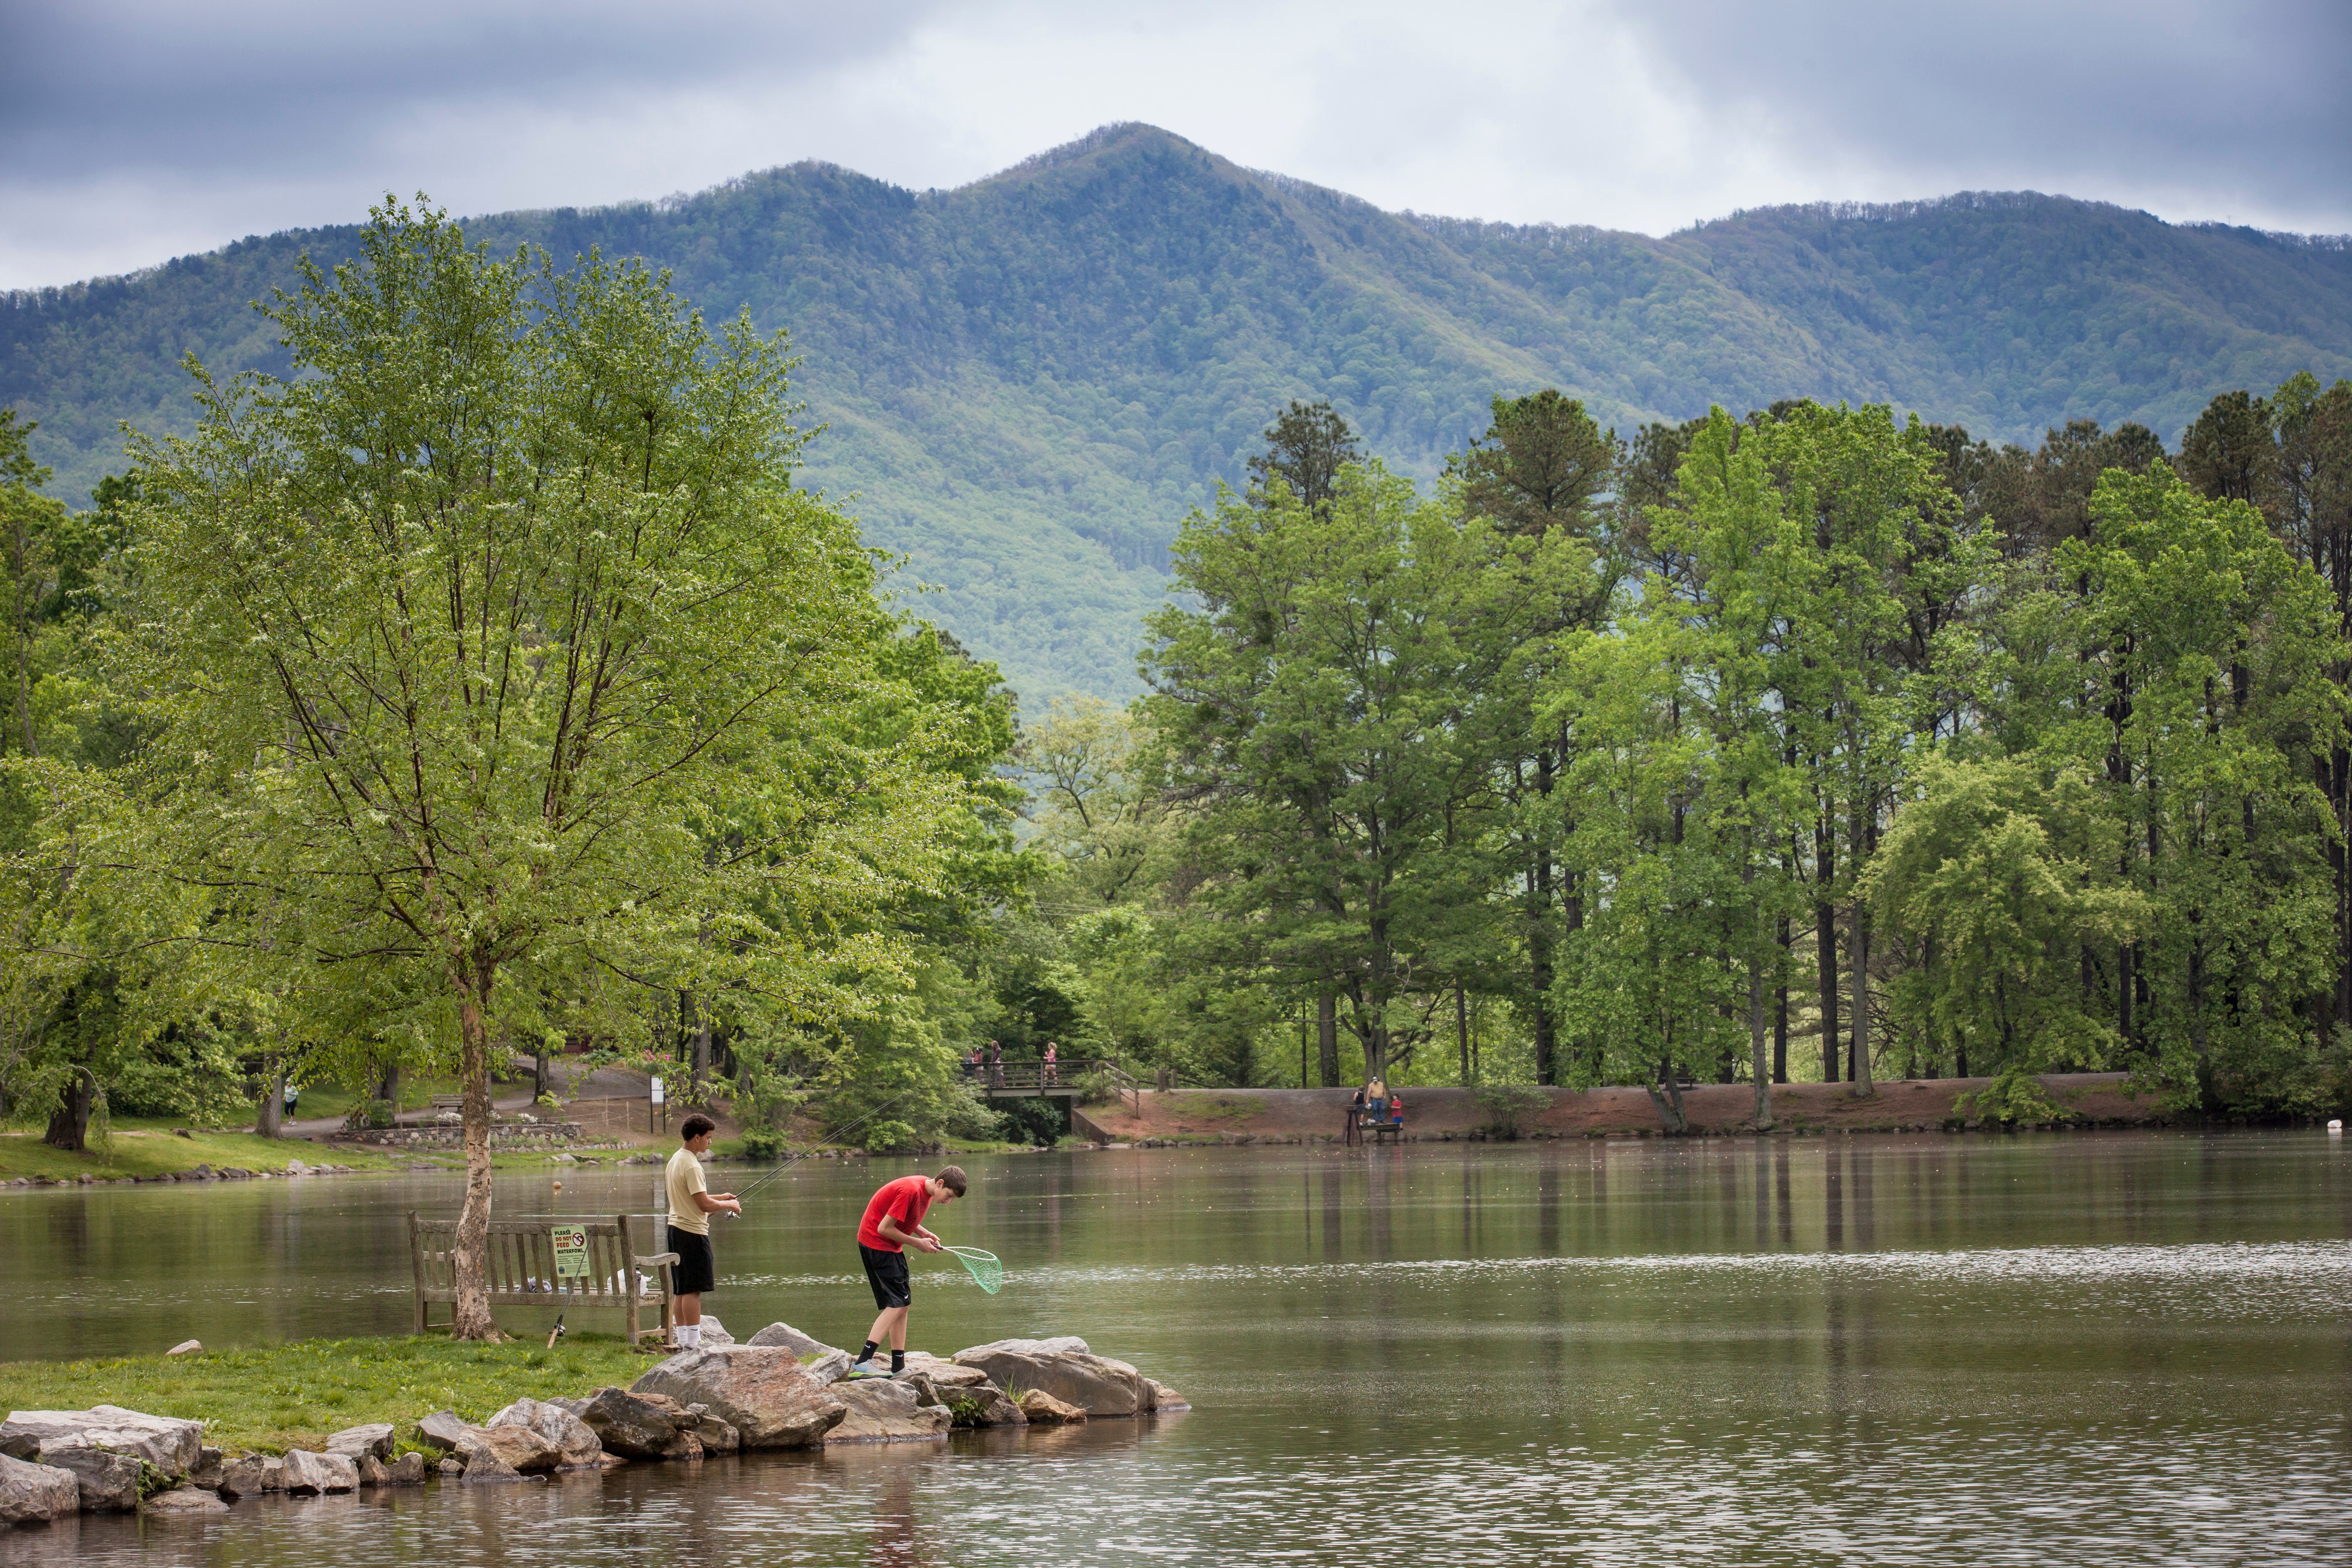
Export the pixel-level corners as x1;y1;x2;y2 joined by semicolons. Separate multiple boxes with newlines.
109;201;976;1337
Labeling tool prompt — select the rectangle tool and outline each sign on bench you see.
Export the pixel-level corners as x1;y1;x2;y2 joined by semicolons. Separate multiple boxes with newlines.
407;1213;678;1342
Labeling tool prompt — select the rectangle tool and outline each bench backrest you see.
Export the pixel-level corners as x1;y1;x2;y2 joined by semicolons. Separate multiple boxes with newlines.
407;1213;668;1302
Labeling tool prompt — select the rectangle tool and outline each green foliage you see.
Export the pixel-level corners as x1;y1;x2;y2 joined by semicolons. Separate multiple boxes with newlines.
1471;1084;1549;1137
737;1123;789;1161
9;128;2349;699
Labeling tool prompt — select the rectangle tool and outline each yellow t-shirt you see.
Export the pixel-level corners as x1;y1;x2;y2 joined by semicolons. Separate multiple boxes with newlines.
665;1147;710;1236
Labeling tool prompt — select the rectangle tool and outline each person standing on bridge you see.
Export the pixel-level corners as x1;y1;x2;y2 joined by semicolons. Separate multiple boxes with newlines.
1042;1041;1058;1086
849;1166;967;1377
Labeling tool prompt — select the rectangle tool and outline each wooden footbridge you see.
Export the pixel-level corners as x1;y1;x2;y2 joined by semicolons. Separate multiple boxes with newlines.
973;1057;1145;1114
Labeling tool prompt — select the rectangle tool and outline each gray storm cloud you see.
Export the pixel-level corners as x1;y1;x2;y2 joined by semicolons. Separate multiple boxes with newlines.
2;0;2344;288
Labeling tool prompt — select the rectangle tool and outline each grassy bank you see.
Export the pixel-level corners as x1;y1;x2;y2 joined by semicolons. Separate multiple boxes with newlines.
0;1335;650;1455
0;1129;409;1182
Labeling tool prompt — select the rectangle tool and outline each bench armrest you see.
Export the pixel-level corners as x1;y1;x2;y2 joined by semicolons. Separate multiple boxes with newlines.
640;1252;680;1267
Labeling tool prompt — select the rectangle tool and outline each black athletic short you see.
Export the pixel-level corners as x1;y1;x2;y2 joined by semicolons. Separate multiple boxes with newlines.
860;1243;912;1310
668;1225;716;1296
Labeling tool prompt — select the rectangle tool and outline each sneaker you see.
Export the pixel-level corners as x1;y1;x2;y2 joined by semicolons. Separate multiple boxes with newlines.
843;1360;885;1380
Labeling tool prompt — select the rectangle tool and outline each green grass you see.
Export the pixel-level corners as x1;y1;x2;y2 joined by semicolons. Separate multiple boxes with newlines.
0;1128;409;1181
0;1335;651;1455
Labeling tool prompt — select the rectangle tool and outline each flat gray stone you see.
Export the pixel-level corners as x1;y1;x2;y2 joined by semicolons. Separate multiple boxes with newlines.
326;1422;395;1461
281;1449;358;1494
144;1486;229;1514
415;1411;471;1453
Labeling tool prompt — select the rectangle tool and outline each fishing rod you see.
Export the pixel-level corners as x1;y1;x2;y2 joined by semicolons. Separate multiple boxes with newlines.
723;1085;926;1216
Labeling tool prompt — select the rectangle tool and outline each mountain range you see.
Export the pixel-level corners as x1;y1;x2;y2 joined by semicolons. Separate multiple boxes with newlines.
6;122;2350;701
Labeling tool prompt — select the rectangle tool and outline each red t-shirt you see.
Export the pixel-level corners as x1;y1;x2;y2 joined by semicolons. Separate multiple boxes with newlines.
857;1175;934;1253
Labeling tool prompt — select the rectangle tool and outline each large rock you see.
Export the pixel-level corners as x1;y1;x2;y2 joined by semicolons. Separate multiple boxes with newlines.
415;1411;472;1453
458;1424;560;1474
281;1449;359;1494
952;1339;1148;1418
938;1382;1026;1428
0;1452;80;1524
823;1379;950;1444
677;1406;741;1454
1;1406;204;1478
190;1447;226;1489
326;1423;395;1462
746;1322;838;1359
144;1486;229;1514
1146;1379;1191;1412
629;1347;845;1450
696;1316;735;1347
577;1388;699;1461
798;1349;853;1387
41;1444;141;1511
1016;1388;1086;1424
488;1398;603;1468
454;1440;523;1485
218;1455;265;1498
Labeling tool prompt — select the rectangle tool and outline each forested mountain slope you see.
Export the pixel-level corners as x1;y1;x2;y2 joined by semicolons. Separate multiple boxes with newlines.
7;123;2349;699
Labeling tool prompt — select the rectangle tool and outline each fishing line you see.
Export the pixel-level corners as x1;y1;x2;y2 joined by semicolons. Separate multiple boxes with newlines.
724;1086;927;1215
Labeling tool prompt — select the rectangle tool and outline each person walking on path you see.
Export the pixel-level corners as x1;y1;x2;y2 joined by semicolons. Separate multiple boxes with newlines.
665;1113;740;1349
849;1167;967;1377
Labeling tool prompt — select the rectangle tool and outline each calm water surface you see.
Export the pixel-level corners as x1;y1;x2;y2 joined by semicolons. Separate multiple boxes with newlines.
5;1129;2349;1565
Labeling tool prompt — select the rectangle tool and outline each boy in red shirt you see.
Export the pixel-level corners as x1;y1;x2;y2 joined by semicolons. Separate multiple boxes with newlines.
851;1166;968;1376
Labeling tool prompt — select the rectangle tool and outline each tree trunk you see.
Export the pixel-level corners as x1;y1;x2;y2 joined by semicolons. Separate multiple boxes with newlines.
1849;800;1875;1096
1456;984;1470;1085
687;991;712;1088
1530;745;1558;1086
1750;940;1773;1128
1773;914;1790;1084
450;959;505;1341
1816;846;1840;1084
42;1066;93;1152
256;1057;284;1138
1316;995;1339;1088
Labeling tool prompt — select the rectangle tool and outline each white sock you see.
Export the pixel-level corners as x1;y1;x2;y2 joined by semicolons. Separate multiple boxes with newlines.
677;1323;699;1348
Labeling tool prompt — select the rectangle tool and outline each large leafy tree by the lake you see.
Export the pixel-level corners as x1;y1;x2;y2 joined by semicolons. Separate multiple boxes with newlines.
117;202;961;1338
1144;463;1590;1084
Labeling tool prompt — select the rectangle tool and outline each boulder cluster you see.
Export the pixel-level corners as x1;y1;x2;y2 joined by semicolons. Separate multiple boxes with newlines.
0;1333;1186;1527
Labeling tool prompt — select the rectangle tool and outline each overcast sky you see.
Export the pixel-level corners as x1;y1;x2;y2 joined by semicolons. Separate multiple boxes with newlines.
4;0;2346;289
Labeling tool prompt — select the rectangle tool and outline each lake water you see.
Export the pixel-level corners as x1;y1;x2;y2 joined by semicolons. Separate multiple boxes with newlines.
5;1130;2350;1564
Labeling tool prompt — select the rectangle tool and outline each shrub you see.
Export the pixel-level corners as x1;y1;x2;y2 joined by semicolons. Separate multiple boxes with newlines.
364;1099;396;1130
1472;1084;1549;1138
739;1124;789;1160
861;1120;919;1155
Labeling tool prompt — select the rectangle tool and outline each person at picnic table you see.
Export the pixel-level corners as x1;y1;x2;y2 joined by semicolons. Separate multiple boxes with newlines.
1042;1041;1058;1085
850;1166;968;1377
664;1113;740;1349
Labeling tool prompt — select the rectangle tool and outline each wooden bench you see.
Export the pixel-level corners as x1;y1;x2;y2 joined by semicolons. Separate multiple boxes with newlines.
427;1094;466;1113
408;1212;677;1342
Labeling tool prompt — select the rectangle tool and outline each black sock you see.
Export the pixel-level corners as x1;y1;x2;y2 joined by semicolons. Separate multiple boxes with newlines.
857;1341;877;1364
890;1350;905;1374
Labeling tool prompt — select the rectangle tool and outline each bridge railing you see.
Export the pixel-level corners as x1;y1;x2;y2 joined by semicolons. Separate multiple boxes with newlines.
967;1057;1146;1114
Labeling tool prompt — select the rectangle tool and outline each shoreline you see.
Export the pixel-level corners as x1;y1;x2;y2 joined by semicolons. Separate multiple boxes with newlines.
0;1331;1183;1528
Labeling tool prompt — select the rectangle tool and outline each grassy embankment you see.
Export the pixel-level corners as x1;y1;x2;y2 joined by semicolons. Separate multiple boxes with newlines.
0;1127;413;1182
0;1336;649;1455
